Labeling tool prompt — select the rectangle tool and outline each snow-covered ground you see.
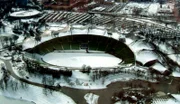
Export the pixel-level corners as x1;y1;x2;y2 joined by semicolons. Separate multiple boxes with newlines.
43;51;122;68
0;95;34;104
12;65;155;90
0;77;76;104
64;71;142;89
0;58;76;104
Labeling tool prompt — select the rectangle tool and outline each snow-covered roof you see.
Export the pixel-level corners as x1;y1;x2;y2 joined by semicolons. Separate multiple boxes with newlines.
157;43;175;55
168;54;180;66
172;71;180;77
129;40;154;53
136;50;161;65
150;62;167;73
171;94;180;102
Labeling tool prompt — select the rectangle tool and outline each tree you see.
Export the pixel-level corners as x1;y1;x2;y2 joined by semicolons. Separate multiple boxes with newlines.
42;75;47;84
3;37;8;46
81;64;86;72
176;84;180;93
9;37;14;46
51;30;59;37
35;34;41;44
43;87;48;96
0;80;5;91
12;35;18;43
118;90;125;99
86;65;92;74
159;0;163;8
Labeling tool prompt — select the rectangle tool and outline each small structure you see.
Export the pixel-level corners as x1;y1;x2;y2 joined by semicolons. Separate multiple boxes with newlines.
9;10;41;18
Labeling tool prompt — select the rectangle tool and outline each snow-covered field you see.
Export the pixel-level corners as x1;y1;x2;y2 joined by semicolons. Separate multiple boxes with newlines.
43;51;122;68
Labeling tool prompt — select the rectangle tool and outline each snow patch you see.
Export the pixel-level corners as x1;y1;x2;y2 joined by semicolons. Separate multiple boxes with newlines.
84;93;99;104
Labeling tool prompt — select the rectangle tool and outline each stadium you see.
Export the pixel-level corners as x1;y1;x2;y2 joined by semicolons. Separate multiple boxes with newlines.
22;25;135;77
1;0;180;104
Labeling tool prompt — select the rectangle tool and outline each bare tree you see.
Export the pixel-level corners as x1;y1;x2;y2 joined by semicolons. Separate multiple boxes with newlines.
35;34;41;44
